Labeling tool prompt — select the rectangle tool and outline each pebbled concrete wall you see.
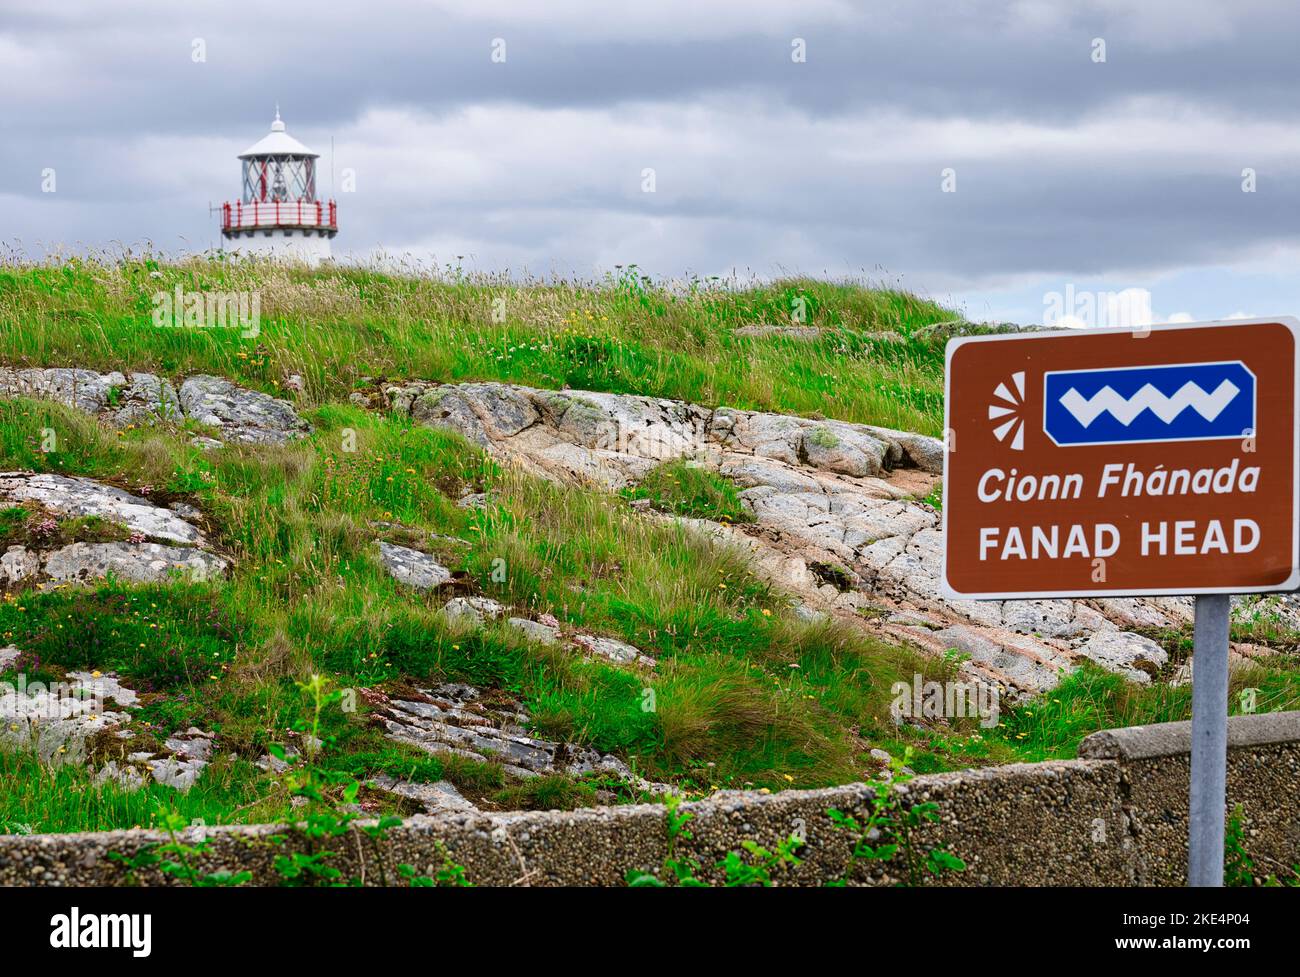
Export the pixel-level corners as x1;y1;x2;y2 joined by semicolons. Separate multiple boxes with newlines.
1077;711;1300;886
2;712;1297;886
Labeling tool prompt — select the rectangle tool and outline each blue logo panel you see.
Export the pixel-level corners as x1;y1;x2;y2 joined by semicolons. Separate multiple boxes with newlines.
1044;361;1255;446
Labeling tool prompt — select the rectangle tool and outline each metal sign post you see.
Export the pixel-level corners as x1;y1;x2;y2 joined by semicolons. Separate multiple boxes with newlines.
1189;592;1231;886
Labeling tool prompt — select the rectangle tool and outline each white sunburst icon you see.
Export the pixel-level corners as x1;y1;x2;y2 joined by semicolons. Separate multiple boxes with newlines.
989;371;1026;450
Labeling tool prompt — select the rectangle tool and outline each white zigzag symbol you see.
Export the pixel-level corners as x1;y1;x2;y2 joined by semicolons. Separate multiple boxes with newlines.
1059;379;1240;428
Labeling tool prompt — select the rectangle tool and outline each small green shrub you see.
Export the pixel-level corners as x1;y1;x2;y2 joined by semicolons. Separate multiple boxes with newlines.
827;748;966;886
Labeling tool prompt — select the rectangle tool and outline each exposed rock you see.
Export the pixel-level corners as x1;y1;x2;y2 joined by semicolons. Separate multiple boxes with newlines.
800;425;888;478
927;625;1073;694
706;409;784;462
147;729;213;791
718;457;818;493
371;683;664;791
911;320;1046;344
42;541;228;585
96;727;213;793
1230;641;1280;661
793;604;828;624
1076;632;1169;684
0;661;209;789
507;617;561;646
367;775;478;813
0;670;133;764
106;373;183;427
146;755;206;791
0;367;127;415
855;423;947;473
256;746;300;774
734;325;825;340
999;600;1078;638
0;703;127;766
0;367;308;444
178;375;311;445
0;546;39;586
0;473;227;589
168;501;203;521
0;473;204;545
1091;597;1185;631
445;597;655;668
442;595;506;626
165;728;214;763
95;760;148;791
1233;593;1300;632
390;383;539;449
570;633;656;667
376;541;452;590
64;671;139;709
383;382;942;493
0;367;181;428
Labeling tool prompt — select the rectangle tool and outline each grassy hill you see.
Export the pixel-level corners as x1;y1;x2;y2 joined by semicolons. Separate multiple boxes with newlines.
1;256;1295;837
0;259;949;435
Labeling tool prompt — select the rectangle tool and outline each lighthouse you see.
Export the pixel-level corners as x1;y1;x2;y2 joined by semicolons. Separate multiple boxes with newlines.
219;110;337;264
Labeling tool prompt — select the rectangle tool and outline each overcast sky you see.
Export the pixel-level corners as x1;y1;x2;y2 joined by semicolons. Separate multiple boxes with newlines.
3;0;1300;324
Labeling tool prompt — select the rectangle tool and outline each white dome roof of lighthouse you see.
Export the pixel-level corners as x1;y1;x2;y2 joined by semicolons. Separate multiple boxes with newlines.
238;109;319;158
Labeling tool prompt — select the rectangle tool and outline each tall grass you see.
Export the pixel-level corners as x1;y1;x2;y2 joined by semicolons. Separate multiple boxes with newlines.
0;256;953;434
0;390;945;812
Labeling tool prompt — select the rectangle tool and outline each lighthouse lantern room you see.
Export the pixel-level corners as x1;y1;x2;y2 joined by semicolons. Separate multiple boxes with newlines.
220;110;337;264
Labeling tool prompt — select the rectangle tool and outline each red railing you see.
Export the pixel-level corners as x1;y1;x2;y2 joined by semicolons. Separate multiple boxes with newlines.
221;200;337;232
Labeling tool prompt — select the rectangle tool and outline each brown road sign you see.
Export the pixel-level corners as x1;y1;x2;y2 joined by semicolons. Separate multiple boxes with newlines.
942;318;1299;599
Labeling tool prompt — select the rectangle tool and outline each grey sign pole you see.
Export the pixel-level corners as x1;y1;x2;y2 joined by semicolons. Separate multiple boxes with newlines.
1188;592;1231;886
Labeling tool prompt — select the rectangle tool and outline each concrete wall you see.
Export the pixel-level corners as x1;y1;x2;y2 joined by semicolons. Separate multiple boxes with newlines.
1077;711;1300;886
3;711;1297;886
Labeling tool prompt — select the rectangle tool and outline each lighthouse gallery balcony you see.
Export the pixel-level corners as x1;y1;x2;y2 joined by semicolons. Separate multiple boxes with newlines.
221;199;338;236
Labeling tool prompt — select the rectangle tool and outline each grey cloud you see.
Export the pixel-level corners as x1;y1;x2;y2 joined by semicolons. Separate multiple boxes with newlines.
4;0;1300;297
7;0;1300;135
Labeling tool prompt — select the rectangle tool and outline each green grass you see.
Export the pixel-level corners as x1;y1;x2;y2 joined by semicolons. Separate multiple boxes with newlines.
0;257;953;436
0;584;242;691
4;257;1300;835
623;460;754;524
325;746;506;794
993;659;1300;762
0;750;282;836
0;378;952;828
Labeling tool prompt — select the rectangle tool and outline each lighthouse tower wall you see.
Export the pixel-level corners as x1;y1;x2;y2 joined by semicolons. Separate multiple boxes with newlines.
222;229;332;266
